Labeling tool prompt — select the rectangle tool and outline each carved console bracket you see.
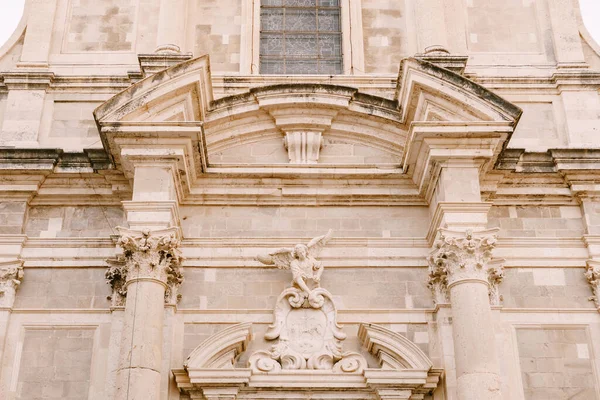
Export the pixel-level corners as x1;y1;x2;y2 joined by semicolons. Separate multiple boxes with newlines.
106;227;184;306
283;131;323;164
428;229;504;305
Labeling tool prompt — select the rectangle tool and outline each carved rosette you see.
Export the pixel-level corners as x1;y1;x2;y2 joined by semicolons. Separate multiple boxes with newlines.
585;260;600;310
106;228;184;305
249;286;366;373
428;229;503;303
0;261;24;308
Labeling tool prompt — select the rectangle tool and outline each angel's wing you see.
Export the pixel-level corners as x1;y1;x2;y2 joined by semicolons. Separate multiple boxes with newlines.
307;229;333;258
256;248;294;270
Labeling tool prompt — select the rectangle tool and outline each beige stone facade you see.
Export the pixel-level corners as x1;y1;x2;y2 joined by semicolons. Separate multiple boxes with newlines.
1;0;600;399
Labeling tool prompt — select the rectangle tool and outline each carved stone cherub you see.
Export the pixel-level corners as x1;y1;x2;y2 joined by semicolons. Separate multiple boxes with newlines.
257;230;333;295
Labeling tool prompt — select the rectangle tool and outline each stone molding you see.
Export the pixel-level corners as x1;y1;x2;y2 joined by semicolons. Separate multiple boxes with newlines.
0;260;24;308
358;323;432;370
428;229;504;299
106;227;184;305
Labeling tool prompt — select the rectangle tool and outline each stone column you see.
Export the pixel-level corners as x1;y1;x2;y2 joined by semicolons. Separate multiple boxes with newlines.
429;229;503;400
113;228;183;400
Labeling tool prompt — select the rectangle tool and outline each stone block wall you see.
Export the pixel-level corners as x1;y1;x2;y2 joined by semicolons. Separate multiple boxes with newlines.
180;206;429;238
64;0;137;52
25;206;125;238
189;0;242;72
502;268;595;309
178;267;433;310
510;102;565;151
488;206;584;237
466;0;542;54
516;327;597;400
15;328;95;400
361;0;406;74
13;268;111;309
0;201;27;235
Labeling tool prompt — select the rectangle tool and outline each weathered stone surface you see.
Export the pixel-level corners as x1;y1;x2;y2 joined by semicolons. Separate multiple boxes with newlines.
1;1;600;399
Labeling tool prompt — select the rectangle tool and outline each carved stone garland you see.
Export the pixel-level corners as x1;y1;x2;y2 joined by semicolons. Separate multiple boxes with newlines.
0;261;24;308
428;229;504;305
106;228;184;306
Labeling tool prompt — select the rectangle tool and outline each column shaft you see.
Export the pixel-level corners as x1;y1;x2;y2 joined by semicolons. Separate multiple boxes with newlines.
450;281;501;400
115;280;166;400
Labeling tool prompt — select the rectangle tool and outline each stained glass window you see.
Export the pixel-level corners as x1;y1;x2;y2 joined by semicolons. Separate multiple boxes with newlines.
260;0;343;74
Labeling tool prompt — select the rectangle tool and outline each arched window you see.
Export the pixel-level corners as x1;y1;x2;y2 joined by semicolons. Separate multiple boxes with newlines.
260;0;343;74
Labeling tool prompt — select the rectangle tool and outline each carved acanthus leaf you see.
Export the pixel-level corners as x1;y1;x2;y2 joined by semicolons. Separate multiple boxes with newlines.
428;229;503;304
108;228;185;305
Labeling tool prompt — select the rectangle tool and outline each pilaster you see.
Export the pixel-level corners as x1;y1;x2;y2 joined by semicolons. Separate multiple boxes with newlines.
417;125;505;399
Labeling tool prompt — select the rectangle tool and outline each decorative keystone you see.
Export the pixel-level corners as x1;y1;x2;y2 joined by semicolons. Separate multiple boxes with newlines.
283;131;323;164
106;227;184;305
428;229;503;302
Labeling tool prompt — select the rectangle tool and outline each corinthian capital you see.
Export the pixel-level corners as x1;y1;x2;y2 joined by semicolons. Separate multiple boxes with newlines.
107;227;184;304
0;260;24;308
428;229;502;291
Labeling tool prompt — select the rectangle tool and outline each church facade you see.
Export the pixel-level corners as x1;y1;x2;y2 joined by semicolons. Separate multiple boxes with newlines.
1;0;600;399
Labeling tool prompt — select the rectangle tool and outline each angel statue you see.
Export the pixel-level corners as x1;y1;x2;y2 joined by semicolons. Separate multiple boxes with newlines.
256;230;333;295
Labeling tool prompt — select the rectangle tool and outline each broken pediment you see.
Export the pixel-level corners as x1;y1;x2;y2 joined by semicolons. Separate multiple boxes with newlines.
93;54;522;205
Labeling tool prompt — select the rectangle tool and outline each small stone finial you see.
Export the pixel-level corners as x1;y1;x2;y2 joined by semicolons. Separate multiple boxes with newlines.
415;46;469;75
428;229;503;305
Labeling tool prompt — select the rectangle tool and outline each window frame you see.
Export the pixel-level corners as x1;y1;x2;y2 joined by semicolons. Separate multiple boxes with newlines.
240;0;364;75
